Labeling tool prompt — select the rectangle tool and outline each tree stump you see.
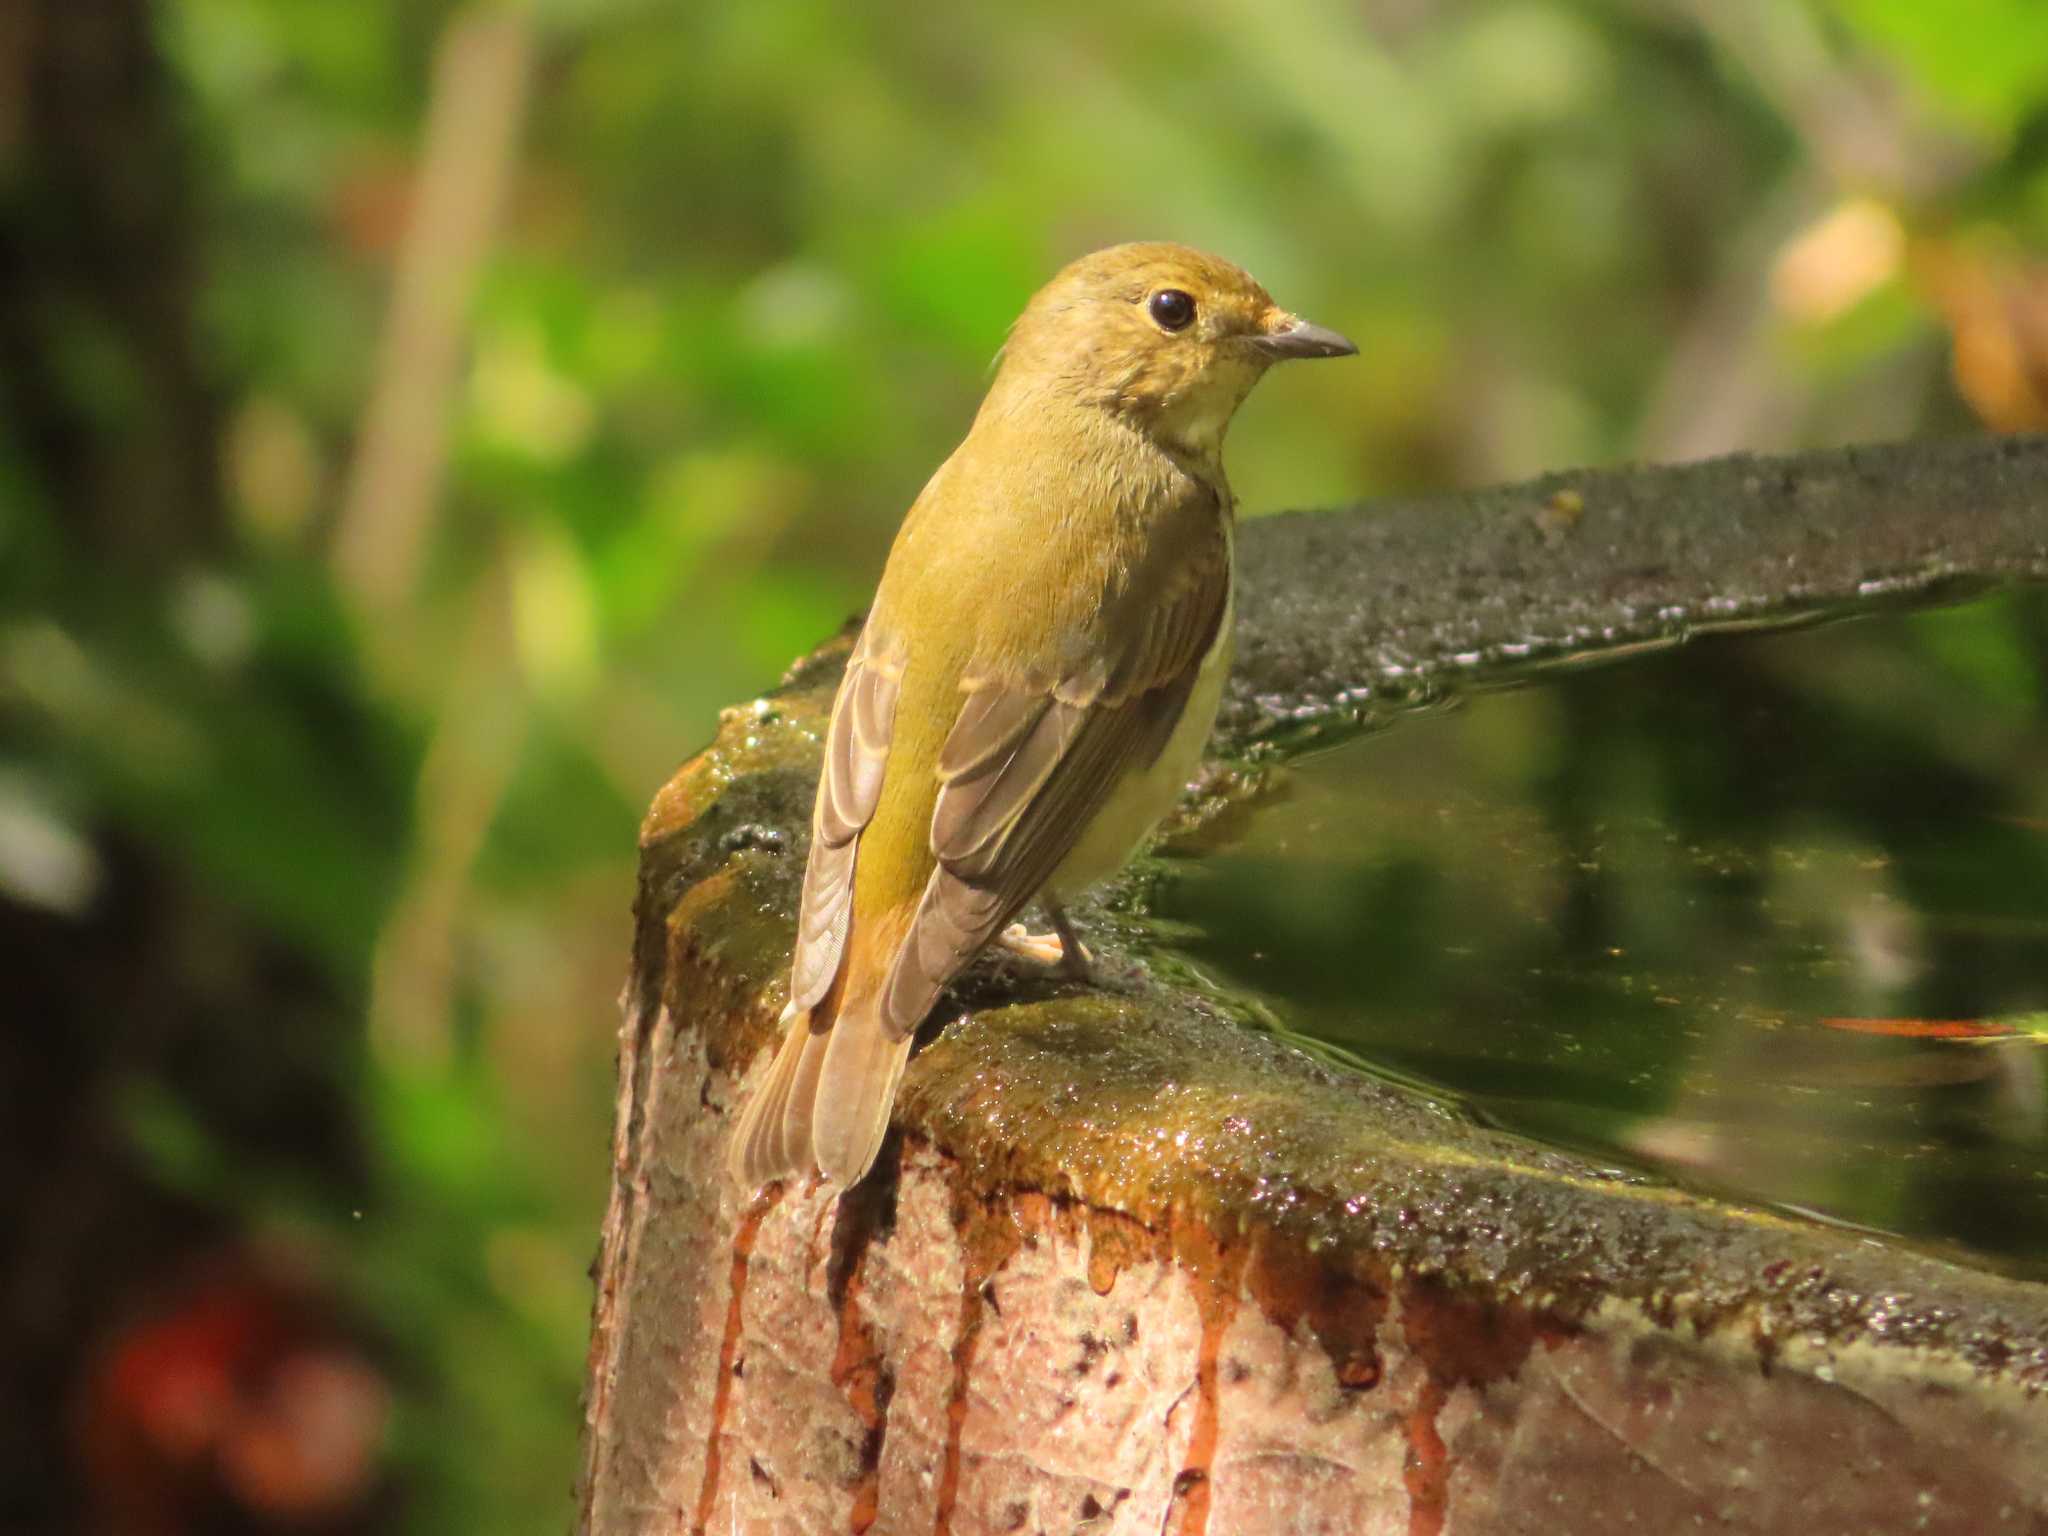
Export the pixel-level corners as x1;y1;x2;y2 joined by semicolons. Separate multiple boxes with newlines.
579;437;2048;1536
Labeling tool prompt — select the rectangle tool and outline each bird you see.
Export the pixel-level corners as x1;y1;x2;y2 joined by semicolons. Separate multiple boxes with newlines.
729;241;1355;1191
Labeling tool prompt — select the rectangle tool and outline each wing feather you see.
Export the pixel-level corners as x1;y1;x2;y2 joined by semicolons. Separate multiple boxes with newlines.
788;639;901;1011
877;510;1230;1037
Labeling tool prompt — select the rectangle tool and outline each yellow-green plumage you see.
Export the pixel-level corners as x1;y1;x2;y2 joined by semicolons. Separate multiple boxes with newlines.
730;242;1354;1190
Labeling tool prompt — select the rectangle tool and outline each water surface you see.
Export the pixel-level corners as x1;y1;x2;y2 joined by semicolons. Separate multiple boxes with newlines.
1156;588;2048;1274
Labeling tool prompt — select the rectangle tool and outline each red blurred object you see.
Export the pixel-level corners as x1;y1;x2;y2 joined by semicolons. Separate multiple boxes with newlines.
1820;1016;2017;1039
76;1258;391;1535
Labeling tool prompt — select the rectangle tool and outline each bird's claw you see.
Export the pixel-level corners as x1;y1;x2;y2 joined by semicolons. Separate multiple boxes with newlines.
997;923;1069;967
997;921;1094;980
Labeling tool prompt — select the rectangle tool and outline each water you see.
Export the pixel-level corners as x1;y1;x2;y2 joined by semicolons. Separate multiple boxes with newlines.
1153;588;2048;1275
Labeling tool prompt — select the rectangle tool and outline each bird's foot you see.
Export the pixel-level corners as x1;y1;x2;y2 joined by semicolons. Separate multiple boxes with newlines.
997;907;1095;982
997;923;1071;968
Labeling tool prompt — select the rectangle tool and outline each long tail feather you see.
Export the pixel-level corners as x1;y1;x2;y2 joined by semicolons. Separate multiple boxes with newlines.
809;997;915;1187
732;914;916;1191
728;1004;827;1189
777;1004;832;1177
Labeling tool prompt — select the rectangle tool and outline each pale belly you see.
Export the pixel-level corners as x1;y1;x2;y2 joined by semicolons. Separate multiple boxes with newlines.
1045;585;1234;900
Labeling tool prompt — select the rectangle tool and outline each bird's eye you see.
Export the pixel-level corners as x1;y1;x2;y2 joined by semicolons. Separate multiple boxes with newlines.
1148;289;1196;332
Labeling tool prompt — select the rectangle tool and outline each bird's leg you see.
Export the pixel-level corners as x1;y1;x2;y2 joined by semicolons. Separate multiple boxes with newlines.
1047;898;1093;982
995;899;1094;980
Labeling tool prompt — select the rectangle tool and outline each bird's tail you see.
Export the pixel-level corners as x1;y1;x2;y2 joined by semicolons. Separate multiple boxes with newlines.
809;990;915;1187
727;999;827;1190
727;969;914;1191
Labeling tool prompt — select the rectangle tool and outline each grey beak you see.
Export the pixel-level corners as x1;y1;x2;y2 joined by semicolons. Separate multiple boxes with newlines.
1252;316;1358;361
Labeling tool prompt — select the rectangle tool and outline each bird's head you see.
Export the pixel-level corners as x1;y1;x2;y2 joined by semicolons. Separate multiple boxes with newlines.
991;242;1355;458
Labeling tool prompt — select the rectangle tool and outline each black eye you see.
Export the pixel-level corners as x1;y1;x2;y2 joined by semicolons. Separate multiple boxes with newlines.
1148;288;1196;332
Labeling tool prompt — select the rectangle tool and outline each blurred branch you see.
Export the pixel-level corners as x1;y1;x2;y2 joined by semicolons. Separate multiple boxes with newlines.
1656;0;1979;199
1634;174;1823;461
367;558;526;1073
1631;0;1990;460
332;6;535;618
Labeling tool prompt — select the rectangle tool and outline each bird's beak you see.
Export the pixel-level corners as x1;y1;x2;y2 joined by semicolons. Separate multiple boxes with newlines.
1251;312;1358;361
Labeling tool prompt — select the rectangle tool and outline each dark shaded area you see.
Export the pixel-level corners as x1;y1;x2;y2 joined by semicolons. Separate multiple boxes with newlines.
0;2;391;1528
0;0;225;568
0;837;375;1530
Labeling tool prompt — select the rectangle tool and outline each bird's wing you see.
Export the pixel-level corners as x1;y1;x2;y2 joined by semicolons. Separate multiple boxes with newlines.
788;632;903;1012
876;508;1231;1036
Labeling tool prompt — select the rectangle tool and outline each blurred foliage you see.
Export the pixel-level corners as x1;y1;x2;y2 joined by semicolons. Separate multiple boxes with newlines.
2;0;2047;1530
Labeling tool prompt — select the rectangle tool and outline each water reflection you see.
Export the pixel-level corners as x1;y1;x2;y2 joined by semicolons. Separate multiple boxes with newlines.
1157;588;2048;1275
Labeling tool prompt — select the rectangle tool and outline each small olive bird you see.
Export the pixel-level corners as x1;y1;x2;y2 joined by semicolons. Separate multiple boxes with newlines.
730;242;1354;1190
